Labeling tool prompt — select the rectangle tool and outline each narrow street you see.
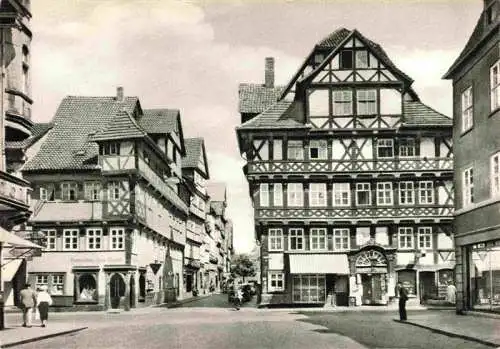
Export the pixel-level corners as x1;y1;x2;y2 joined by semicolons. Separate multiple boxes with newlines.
5;295;491;349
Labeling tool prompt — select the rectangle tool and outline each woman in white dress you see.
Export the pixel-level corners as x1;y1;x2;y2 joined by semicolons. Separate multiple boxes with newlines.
446;281;457;304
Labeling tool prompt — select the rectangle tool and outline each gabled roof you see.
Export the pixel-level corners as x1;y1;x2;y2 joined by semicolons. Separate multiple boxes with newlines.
91;110;146;141
6;122;54;149
237;100;308;130
402;101;452;127
239;83;284;114
23;96;138;171
182;138;210;177
140;109;179;134
444;9;499;79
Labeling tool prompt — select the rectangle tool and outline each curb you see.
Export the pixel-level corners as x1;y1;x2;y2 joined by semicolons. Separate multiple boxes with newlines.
393;319;499;348
1;327;88;348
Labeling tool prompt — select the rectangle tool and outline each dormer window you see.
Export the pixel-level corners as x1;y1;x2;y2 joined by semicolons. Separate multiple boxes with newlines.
340;50;353;69
102;143;120;155
355;50;369;68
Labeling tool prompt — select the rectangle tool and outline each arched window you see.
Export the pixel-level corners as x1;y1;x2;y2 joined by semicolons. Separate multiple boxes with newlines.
76;273;97;302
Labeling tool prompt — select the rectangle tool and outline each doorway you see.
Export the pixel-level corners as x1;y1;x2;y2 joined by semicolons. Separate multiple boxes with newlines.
419;271;436;303
361;274;384;304
110;274;125;309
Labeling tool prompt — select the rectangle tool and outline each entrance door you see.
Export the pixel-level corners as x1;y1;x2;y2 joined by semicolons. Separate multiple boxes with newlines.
361;274;384;304
419;271;436;303
110;274;125;309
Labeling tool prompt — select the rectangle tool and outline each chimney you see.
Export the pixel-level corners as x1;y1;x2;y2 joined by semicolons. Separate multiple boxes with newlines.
265;57;275;88
116;86;124;102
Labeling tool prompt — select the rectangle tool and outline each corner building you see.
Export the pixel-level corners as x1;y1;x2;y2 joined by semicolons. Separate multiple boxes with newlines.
444;0;500;313
237;28;454;307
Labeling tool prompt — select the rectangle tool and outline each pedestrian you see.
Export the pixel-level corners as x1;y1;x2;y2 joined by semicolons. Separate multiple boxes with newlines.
36;285;53;327
234;286;243;310
19;283;37;328
397;282;409;321
446;281;457;305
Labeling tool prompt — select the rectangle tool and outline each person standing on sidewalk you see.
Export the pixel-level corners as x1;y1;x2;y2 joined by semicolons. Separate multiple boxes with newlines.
397;282;409;321
19;283;37;328
36;285;53;328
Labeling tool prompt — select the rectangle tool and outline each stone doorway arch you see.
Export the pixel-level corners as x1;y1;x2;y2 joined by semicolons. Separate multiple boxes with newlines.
109;273;126;309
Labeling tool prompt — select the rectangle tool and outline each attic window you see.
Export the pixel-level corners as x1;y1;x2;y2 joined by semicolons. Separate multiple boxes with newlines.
102;143;120;156
340;50;353;69
355;50;369;68
314;53;325;65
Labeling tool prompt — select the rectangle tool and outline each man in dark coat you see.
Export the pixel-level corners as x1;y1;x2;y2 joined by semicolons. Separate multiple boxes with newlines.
397;282;409;321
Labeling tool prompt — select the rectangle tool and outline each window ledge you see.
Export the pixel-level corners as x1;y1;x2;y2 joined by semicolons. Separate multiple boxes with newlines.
460;126;474;137
488;107;500;118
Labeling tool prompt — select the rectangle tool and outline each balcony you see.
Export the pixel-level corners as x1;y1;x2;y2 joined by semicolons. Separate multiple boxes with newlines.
247;157;453;175
30;200;102;222
99;155;135;172
255;205;453;223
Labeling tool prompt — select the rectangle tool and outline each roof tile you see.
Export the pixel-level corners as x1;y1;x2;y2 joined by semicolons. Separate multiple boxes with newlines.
182;138;203;169
239;83;284;114
140;109;179;134
402;101;452;126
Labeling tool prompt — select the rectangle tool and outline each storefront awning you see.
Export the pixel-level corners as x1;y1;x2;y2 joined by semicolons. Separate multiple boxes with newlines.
0;227;43;249
289;254;349;275
1;259;22;281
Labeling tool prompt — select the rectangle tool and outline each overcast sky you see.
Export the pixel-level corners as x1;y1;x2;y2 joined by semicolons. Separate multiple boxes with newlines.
31;0;482;253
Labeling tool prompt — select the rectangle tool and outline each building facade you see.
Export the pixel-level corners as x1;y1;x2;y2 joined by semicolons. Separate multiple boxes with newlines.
21;89;190;310
237;29;454;307
444;0;500;313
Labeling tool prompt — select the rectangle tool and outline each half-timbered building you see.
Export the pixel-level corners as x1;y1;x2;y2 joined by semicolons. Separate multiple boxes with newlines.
444;0;500;313
21;88;190;311
237;29;454;307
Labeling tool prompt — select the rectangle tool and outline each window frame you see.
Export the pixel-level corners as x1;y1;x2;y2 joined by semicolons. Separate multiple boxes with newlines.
84;181;102;201
273;183;283;206
259;183;269;207
398;138;416;158
418;227;433;250
376;182;393;206
42;229;57;251
491;152;500;198
377;139;394;159
355;50;369;68
108;181;122;201
287;140;304;160
333;228;350;251
339;50;353;69
288;228;304;251
61;182;78;201
491;60;500;112
398;227;414;250
356;89;377;115
332;183;351;207
332;90;353;116
86;228;102;250
309;140;328;160
310;228;327;251
268;228;284;252
102;142;120;156
63;229;79;251
110;227;125;250
287;183;304;207
268;272;285;292
463;167;474;207
356;182;371;206
39;184;55;201
309;183;327;207
461;86;473;132
418;181;434;204
399;181;415;206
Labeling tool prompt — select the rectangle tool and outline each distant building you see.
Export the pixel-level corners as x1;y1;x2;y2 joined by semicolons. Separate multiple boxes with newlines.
237;29;454;307
22;88;190;310
444;0;500;313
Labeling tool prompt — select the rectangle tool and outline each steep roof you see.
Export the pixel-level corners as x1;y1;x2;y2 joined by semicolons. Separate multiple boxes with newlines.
402;101;452;127
5;122;54;149
140;109;179;134
444;9;499;78
237;100;308;130
239;83;284;114
91;110;146;141
23;96;138;171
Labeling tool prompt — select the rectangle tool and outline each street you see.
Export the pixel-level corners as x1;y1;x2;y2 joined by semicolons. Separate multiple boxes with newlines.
3;294;491;349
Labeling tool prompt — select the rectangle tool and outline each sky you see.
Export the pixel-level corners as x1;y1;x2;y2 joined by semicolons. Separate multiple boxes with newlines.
31;0;482;254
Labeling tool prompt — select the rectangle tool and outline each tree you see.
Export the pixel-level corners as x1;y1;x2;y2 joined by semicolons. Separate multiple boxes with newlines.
230;254;256;283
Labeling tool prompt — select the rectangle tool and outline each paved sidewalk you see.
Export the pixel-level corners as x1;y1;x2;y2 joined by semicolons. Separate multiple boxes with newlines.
0;323;87;348
396;310;500;347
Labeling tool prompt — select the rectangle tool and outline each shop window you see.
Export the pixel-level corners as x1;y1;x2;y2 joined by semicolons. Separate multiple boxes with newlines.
34;274;65;295
76;273;98;302
292;275;326;303
397;270;416;296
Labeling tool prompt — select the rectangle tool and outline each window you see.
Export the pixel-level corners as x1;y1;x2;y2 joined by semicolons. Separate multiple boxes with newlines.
287;141;304;160
86;228;102;250
35;275;48;291
377;182;393;206
309;140;327;160
333;90;353;116
332;183;350;206
357;90;377;115
398;227;414;249
292;275;326;303
463;167;474;206
309;183;326;207
61;182;78;201
355;50;369;68
287;183;303;207
273;139;283;160
399;138;416;157
51;275;64;295
491;60;500;111
418;227;432;249
356;183;371;206
377;139;394;158
273;183;283;206
260;183;269;207
42;229;57;251
288;228;304;251
310;228;327;250
39;185;55;201
76;273;98;302
340;50;353;69
268;272;284;292
461;87;473;132
84;182;101;201
108;181;122;201
110;228;125;250
102;142;120;155
333;229;350;251
268;228;283;251
492;152;500;197
63;229;79;251
399;182;414;205
419;181;434;204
